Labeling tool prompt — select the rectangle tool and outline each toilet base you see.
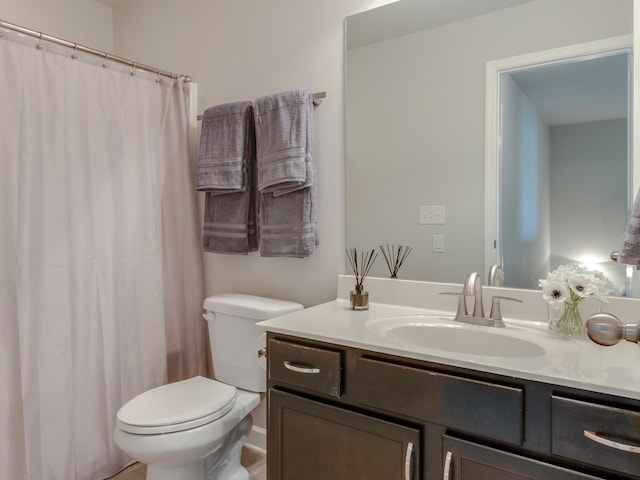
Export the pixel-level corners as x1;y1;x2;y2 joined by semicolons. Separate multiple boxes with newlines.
205;416;252;480
143;415;253;480
147;461;207;480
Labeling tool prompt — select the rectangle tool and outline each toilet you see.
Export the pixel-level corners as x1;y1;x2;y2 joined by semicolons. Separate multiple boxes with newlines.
114;294;303;480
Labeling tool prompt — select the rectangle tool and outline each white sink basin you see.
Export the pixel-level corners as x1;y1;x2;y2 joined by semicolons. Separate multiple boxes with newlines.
366;314;547;358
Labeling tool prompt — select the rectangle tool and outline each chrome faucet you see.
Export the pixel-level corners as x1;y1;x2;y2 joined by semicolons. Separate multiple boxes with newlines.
440;272;521;328
463;272;484;317
487;264;504;286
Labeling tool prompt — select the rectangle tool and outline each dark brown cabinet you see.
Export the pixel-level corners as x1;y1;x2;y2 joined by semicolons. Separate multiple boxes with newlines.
267;333;640;480
269;389;420;480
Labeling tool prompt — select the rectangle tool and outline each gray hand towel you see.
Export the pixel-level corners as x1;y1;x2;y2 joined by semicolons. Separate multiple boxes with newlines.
200;101;258;254
197;101;252;192
254;89;314;196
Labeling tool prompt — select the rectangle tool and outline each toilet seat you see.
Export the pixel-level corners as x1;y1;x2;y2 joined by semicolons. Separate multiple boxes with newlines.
116;376;237;435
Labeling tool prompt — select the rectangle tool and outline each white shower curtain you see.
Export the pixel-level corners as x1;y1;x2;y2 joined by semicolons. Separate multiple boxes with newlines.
0;34;205;479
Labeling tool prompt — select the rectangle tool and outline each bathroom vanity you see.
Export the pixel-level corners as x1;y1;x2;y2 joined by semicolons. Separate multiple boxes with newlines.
260;277;640;480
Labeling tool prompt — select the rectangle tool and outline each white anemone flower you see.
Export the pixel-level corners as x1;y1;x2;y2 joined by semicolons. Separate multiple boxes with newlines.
539;264;612;304
540;279;571;303
568;274;597;298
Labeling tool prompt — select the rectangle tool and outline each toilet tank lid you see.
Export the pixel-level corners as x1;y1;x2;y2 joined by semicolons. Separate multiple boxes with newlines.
203;293;303;320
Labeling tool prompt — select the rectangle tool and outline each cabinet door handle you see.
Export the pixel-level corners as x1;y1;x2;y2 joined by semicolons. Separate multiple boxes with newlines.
404;442;414;480
443;451;452;480
283;360;320;374
584;430;640;453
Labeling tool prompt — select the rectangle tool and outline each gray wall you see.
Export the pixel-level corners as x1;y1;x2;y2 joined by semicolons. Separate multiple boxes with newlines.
500;74;551;290
550;119;628;294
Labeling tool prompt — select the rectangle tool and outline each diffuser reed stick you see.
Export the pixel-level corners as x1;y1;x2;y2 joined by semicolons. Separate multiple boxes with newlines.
346;248;377;293
380;244;412;278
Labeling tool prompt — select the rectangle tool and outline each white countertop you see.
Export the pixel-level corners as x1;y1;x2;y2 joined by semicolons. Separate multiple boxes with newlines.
258;276;640;401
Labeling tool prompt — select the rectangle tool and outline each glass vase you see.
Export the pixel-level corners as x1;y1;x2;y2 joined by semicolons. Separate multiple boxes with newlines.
350;288;369;311
548;301;586;336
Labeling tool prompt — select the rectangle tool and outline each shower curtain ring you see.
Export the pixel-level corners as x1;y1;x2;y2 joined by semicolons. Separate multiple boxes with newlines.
71;43;78;59
102;52;110;68
155;67;161;83
36;32;44;50
130;62;137;76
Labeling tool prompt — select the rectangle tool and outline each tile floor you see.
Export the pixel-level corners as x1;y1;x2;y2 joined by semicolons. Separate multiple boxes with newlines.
107;448;266;480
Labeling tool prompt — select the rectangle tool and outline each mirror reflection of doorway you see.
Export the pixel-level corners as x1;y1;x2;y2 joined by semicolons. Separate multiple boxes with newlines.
498;50;631;295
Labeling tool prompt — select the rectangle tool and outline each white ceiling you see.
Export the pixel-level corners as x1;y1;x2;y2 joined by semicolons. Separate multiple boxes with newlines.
510;52;630;125
346;0;536;49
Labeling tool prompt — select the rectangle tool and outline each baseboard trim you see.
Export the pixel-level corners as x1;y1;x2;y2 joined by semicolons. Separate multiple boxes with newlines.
244;425;266;455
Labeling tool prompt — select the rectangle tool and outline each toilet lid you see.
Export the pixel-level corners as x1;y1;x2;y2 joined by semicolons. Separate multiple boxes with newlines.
116;376;237;435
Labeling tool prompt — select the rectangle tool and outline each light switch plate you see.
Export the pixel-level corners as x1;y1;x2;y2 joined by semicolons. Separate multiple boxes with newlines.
433;234;445;252
419;205;445;225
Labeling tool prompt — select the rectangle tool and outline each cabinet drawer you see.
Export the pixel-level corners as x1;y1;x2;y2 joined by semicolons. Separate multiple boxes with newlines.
551;395;640;477
268;339;342;398
357;357;523;445
443;435;604;479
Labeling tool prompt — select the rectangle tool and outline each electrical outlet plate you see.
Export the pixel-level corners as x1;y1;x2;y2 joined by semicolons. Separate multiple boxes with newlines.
419;205;445;225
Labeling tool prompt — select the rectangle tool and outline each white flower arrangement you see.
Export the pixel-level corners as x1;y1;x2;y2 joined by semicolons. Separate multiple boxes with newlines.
539;264;613;304
539;264;614;335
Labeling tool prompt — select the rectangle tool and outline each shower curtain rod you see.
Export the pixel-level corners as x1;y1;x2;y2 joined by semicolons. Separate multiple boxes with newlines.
0;18;192;82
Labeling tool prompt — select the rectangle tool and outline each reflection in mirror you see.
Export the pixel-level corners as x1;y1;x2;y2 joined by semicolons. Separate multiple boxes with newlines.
345;0;633;295
484;38;633;295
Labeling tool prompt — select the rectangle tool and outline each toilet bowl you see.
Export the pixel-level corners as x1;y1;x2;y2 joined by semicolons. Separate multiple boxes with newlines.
114;377;260;480
113;294;303;480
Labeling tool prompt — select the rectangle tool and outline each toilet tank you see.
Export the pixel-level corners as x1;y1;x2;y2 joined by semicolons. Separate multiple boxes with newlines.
203;294;303;392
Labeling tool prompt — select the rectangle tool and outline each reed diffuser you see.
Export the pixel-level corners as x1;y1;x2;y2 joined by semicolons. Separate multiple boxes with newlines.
379;244;413;279
346;248;377;310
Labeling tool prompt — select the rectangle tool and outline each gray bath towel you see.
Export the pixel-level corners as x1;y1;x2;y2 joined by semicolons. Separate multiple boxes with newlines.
618;190;640;264
197;101;252;192
254;89;314;196
255;90;317;257
200;101;258;254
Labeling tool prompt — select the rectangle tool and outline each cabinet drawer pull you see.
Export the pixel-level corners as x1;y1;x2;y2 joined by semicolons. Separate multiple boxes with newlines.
404;442;414;480
443;451;452;480
283;360;320;374
584;430;640;453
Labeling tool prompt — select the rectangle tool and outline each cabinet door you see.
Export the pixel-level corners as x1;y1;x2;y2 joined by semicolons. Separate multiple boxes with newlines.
442;436;604;480
268;389;420;480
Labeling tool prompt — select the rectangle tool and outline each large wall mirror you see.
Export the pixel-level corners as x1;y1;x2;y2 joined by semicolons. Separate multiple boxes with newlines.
345;0;634;296
485;37;632;295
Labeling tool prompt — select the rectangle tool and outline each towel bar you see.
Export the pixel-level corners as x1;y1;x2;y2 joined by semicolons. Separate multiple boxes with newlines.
197;91;326;121
311;91;326;106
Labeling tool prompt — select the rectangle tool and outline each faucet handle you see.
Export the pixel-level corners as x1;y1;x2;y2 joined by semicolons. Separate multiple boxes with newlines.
489;296;522;327
439;291;468;317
